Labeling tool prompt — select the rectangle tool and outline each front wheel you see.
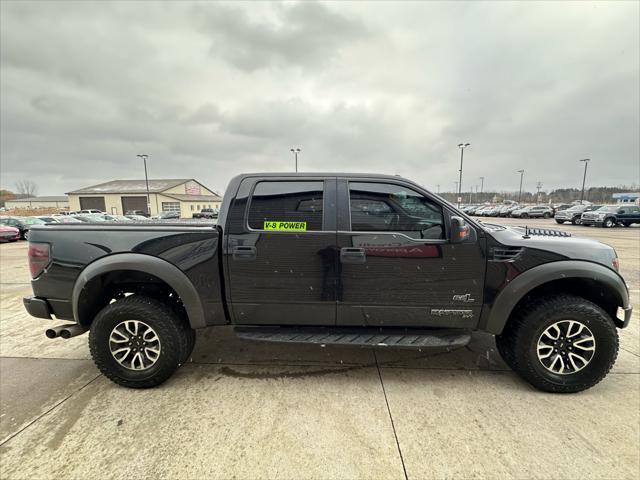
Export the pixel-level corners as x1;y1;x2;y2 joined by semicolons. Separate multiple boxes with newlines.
521;213;529;219
555;220;564;224
571;216;582;225
89;296;193;388
495;295;618;393
543;212;551;219
603;218;615;228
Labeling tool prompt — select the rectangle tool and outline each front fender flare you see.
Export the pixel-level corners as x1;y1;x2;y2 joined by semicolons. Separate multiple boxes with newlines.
481;260;629;334
72;253;206;328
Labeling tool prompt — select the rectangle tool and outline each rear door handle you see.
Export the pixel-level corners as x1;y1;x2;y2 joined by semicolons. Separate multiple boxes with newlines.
340;247;366;264
232;246;257;261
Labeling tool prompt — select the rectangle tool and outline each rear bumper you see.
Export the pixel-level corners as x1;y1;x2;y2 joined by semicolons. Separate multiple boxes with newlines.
23;296;52;319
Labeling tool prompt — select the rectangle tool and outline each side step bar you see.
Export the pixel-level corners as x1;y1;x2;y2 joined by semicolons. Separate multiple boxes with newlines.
234;326;471;349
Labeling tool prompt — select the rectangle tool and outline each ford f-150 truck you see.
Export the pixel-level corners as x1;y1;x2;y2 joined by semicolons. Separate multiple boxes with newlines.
23;173;632;392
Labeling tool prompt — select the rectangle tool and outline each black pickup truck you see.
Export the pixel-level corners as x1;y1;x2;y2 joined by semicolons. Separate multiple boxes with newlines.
24;173;632;392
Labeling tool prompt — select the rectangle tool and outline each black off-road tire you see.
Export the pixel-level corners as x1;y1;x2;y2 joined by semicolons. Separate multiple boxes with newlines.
89;296;190;388
180;324;197;364
495;295;618;393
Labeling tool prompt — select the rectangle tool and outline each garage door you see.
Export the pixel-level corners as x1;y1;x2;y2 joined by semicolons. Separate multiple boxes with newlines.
121;196;148;215
79;197;106;211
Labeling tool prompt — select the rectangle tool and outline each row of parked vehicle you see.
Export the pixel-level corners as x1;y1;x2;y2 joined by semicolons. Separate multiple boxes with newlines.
0;212;156;242
461;204;555;218
461;202;640;227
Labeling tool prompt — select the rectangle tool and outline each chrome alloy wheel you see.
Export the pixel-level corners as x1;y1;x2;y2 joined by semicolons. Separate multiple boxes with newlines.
109;320;161;370
537;320;596;375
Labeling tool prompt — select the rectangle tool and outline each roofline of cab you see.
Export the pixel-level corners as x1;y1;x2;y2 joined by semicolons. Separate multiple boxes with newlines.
221;172;485;233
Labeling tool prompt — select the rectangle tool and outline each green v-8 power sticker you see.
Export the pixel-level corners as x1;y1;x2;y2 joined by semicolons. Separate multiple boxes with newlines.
263;221;307;231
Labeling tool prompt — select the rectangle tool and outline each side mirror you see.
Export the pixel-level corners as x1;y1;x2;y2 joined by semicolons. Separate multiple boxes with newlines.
450;216;471;243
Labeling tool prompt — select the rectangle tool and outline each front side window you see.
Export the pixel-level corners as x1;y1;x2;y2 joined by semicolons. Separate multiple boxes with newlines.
248;181;324;231
349;182;444;239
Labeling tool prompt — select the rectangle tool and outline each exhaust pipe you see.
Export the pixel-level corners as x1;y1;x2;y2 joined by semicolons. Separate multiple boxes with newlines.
45;324;87;339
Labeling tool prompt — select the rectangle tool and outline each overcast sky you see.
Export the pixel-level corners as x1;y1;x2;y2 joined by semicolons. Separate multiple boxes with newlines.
1;1;638;196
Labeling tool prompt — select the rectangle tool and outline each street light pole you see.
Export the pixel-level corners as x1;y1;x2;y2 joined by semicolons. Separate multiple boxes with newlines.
479;176;484;202
290;148;301;172
517;169;525;203
457;143;470;207
536;181;543;204
579;158;591;204
137;154;150;215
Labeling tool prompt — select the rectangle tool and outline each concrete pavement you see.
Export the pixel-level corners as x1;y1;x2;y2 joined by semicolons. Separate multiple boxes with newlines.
0;219;638;479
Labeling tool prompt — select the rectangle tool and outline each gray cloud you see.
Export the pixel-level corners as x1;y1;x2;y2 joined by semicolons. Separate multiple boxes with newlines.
0;1;638;197
196;2;370;71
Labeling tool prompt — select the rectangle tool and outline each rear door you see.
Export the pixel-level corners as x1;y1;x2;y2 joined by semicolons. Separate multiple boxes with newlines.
225;177;338;325
336;178;486;328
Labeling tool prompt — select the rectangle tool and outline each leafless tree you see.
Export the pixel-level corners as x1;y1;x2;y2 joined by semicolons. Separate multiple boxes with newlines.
15;179;38;198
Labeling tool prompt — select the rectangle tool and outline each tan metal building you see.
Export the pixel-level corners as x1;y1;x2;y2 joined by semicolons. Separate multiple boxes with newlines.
66;179;222;217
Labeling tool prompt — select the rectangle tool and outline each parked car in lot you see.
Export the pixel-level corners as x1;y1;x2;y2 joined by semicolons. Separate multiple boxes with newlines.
125;214;151;221
0;225;20;243
78;209;105;214
37;216;83;224
581;205;640;228
511;205;553;219
125;210;150;218
0;216;45;239
100;215;133;222
153;211;180;220
71;214;109;223
555;205;602;225
192;208;218;219
24;172;631;393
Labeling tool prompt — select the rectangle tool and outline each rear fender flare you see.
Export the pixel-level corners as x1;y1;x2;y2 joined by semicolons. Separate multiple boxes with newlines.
482;260;629;334
72;253;206;328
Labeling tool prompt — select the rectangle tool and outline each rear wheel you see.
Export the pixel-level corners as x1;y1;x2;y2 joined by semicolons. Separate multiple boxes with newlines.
603;217;616;228
521;213;529;219
555;220;564;224
543;212;551;219
571;216;582;225
89;296;192;388
495;295;618;393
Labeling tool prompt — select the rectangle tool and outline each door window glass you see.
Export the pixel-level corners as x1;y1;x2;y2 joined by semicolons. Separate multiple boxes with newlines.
248;181;324;231
349;182;444;239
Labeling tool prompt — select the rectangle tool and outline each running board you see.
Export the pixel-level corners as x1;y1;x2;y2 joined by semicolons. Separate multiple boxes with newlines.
234;326;471;349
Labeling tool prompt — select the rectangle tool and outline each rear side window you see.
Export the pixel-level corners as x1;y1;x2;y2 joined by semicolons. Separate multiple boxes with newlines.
349;182;444;239
248;181;324;231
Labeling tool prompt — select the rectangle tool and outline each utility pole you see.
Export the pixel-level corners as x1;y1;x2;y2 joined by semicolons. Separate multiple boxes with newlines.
436;184;440;194
290;148;301;172
536;181;543;204
517;169;525;203
479;176;484;203
457;143;470;207
136;154;150;214
579;158;590;204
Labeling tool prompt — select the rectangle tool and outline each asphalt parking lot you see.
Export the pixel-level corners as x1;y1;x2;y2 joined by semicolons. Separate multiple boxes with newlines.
0;218;638;480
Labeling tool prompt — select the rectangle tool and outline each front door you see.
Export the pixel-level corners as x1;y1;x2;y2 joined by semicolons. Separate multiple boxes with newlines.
226;177;338;325
336;179;486;328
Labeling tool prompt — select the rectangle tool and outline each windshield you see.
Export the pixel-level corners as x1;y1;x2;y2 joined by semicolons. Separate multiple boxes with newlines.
597;206;618;212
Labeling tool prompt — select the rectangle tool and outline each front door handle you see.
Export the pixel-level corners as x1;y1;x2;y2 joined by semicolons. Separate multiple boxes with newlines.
340;247;366;264
232;246;257;261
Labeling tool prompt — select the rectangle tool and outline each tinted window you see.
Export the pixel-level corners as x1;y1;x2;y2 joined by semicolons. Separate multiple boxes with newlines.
349;182;444;239
248;181;324;231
